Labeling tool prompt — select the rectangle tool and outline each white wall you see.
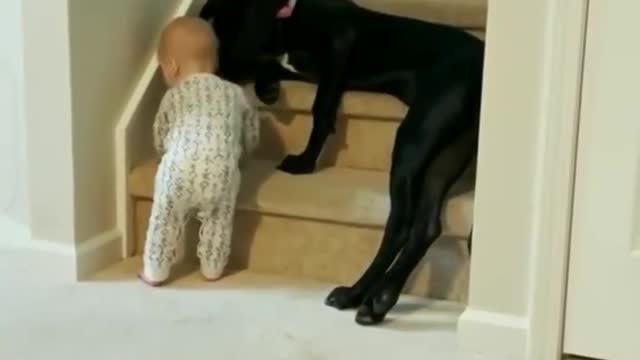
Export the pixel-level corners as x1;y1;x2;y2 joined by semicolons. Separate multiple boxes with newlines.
0;0;30;245
67;0;177;245
15;0;186;275
22;0;76;247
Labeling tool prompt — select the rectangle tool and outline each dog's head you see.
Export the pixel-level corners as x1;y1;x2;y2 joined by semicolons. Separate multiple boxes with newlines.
199;0;289;82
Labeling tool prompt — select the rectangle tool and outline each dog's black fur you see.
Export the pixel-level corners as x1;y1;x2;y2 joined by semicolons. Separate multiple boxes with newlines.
200;0;483;325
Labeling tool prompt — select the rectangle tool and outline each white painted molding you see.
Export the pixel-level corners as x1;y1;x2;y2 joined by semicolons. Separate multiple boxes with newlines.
15;238;75;256
458;1;588;359
1;229;121;280
75;230;122;280
527;1;589;358
2;236;76;280
114;0;198;258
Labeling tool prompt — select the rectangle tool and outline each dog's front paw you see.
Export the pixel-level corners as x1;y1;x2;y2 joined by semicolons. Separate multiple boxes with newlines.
325;286;363;310
255;80;281;105
355;286;401;326
278;154;316;174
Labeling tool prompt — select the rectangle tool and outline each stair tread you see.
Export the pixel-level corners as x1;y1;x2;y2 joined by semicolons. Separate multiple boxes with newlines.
129;158;474;237
355;0;487;29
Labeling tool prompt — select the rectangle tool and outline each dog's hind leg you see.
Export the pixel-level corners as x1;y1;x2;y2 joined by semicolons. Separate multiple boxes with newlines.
355;119;478;325
325;164;414;310
351;62;481;324
324;96;438;310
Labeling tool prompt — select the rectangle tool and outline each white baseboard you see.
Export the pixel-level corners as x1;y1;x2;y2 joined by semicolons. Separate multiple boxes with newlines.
457;308;529;360
2;236;78;280
75;229;122;280
1;228;122;280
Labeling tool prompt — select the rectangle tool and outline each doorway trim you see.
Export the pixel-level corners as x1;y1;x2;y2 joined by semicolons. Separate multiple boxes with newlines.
527;1;589;358
458;1;589;359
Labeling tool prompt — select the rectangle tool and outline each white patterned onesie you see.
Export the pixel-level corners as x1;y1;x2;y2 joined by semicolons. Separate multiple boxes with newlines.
142;73;259;283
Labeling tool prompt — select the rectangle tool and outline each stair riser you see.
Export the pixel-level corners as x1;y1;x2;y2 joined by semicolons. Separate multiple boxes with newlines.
134;200;469;302
258;111;399;172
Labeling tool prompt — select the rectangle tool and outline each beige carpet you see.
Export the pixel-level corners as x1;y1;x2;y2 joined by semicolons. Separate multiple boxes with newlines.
0;249;462;360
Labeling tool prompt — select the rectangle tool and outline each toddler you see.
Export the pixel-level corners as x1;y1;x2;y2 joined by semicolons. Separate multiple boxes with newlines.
139;16;260;286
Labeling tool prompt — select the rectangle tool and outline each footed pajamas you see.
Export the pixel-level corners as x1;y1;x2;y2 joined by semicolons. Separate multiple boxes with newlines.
142;73;259;283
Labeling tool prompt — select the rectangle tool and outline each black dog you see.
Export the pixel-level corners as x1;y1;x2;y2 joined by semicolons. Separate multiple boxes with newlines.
201;0;484;325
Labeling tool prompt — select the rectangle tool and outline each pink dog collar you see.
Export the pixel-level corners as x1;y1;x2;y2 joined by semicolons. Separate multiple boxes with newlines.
276;0;297;18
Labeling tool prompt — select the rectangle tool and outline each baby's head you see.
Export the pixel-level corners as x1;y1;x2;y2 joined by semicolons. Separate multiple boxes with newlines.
158;16;218;87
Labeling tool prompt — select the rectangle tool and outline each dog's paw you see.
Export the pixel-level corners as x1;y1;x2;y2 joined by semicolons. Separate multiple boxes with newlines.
354;287;400;326
354;303;386;326
278;154;316;174
325;286;363;310
255;80;281;105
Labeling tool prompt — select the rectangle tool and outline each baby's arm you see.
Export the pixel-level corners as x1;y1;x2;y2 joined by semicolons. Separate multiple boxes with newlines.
237;86;260;156
153;92;173;155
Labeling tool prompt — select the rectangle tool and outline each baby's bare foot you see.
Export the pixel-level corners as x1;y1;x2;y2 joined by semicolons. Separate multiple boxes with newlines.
138;272;168;287
201;270;225;282
203;274;223;282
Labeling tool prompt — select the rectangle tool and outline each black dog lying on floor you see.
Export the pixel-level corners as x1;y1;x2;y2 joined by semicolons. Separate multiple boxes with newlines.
200;0;484;325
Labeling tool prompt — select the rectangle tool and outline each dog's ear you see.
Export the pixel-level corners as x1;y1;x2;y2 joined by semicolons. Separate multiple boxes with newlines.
199;0;220;23
200;0;242;23
242;0;289;50
199;0;288;81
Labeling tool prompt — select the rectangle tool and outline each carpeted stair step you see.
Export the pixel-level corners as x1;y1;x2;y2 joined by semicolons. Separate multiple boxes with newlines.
128;158;474;301
123;0;485;303
356;0;487;30
249;81;403;172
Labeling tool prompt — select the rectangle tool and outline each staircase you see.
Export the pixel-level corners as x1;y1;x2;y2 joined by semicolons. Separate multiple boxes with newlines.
126;0;486;304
